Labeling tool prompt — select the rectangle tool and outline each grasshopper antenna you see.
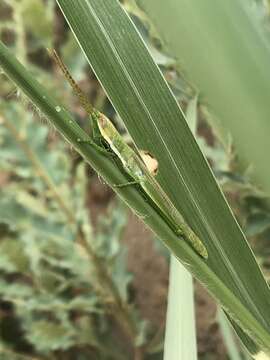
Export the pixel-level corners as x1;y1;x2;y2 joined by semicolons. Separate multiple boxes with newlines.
49;49;94;116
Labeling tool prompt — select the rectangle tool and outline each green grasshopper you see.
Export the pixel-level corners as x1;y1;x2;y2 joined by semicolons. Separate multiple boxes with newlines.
51;50;208;259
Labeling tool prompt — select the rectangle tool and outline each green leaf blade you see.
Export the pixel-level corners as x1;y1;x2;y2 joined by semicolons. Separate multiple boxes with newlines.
55;0;270;354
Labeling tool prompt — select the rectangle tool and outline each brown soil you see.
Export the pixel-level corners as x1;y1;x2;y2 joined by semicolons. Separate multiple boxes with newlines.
195;283;227;359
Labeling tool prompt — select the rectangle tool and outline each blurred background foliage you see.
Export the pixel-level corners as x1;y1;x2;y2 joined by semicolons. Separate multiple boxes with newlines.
1;0;270;359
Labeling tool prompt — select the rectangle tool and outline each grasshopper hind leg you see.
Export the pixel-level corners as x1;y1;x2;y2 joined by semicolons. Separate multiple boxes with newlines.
113;180;140;188
176;227;208;259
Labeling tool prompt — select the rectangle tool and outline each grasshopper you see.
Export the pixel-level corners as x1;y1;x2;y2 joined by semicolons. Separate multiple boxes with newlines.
51;50;208;259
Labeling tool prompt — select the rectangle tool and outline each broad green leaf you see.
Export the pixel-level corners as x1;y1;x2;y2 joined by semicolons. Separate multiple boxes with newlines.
55;0;270;355
138;0;270;194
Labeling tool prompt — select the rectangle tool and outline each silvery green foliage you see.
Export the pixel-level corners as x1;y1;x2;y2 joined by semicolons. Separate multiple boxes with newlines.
0;99;135;359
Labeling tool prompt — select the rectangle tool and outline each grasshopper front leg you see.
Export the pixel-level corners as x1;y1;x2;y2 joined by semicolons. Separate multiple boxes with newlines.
77;137;110;156
79;135;140;187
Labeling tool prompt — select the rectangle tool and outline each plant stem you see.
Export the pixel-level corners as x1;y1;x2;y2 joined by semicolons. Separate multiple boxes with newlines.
76;227;141;343
1;114;75;223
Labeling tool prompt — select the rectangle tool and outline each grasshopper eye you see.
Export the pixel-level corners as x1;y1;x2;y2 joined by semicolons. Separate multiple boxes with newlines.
139;150;159;176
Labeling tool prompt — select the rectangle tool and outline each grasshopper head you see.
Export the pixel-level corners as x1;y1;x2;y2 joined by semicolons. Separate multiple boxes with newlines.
97;113;118;145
